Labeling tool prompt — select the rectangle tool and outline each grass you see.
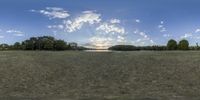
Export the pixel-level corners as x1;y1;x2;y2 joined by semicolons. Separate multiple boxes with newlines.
0;51;200;100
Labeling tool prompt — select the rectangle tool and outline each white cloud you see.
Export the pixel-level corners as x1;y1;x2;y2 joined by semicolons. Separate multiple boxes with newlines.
134;29;139;34
6;30;24;37
150;40;154;44
139;32;149;39
136;39;142;42
110;19;121;24
133;30;154;45
13;34;24;37
158;21;167;32
90;21;126;48
160;27;166;32
0;36;4;38
31;7;70;19
44;10;127;48
96;23;125;35
117;35;126;43
48;25;64;29
163;34;172;37
181;33;192;39
160;21;164;24
158;25;163;28
195;29;200;33
63;11;101;32
6;30;23;34
135;19;140;23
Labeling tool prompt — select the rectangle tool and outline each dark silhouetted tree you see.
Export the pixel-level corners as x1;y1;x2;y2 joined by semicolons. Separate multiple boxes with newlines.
167;39;177;50
42;36;55;50
13;42;21;50
108;45;139;51
178;39;189;50
54;40;67;50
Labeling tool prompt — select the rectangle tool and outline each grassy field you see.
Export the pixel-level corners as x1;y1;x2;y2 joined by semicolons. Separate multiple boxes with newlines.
0;51;200;100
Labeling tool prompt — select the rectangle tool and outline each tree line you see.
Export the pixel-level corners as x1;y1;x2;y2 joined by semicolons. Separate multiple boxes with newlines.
109;39;200;51
0;37;199;51
0;36;87;51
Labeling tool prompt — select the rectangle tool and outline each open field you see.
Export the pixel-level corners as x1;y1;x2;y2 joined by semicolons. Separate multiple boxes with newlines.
0;51;200;100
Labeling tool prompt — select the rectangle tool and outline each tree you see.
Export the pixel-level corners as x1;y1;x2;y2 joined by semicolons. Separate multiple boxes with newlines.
22;40;33;50
43;38;54;50
54;40;67;50
178;39;189;50
13;42;21;50
2;36;77;51
29;37;37;50
0;44;9;50
108;45;139;51
167;39;177;50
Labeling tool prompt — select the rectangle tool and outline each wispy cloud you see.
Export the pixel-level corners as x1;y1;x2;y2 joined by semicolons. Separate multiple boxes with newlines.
135;19;140;23
133;29;154;45
110;19;121;24
63;11;101;32
158;21;167;32
0;35;4;39
6;30;23;34
31;7;70;19
90;19;127;48
6;30;25;37
195;28;200;33
96;23;125;35
163;33;172;38
180;33;192;39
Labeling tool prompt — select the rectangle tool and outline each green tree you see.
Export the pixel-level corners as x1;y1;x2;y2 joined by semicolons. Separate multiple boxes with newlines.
13;42;21;50
0;44;9;50
178;39;189;50
167;39;177;50
22;40;33;50
29;37;37;50
42;37;55;50
108;45;139;51
54;40;67;50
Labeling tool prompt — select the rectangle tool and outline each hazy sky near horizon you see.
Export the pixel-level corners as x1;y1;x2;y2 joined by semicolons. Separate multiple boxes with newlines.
1;0;200;48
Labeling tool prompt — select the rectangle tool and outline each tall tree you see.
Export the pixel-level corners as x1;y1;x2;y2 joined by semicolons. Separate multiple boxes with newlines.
54;40;67;50
13;42;21;50
42;36;55;50
178;39;189;50
167;39;177;50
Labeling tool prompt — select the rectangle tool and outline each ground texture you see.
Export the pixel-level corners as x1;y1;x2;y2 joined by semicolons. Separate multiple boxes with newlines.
0;51;200;100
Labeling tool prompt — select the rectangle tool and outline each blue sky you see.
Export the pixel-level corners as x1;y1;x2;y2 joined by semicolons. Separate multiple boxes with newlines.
1;0;200;48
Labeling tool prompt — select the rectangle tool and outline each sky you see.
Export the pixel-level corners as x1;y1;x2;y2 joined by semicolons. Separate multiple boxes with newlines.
1;0;200;48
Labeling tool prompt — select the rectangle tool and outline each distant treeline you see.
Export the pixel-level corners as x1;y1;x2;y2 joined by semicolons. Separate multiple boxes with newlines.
0;36;87;51
109;39;200;51
0;37;199;51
